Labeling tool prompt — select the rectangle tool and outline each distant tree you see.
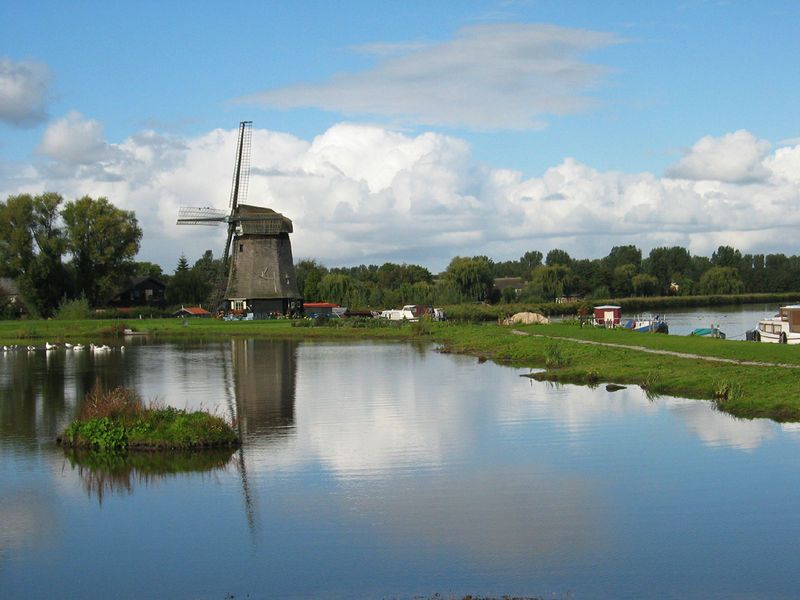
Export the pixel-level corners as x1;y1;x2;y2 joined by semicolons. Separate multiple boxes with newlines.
62;196;142;306
0;192;69;316
632;273;659;296
605;245;642;271
644;246;692;293
500;286;518;303
520;250;543;275
296;259;327;301
612;263;638;297
166;254;204;305
545;248;572;267
134;261;165;280
699;266;745;295
530;265;574;300
444;256;494;302
192;250;222;305
318;273;352;306
711;245;743;269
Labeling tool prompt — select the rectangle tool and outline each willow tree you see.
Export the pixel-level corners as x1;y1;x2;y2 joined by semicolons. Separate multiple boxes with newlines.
444;256;493;302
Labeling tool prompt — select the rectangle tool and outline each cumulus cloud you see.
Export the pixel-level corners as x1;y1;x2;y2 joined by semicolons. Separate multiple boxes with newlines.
0;57;52;127
665;129;772;183
238;23;620;130
38;111;112;165
1;122;799;270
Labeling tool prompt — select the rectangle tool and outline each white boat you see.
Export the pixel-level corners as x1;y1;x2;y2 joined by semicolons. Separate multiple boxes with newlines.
379;305;444;322
755;305;800;344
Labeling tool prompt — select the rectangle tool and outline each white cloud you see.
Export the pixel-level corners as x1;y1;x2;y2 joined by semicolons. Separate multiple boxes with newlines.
38;111;112;165
0;57;52;127
665;129;772;183
2;122;799;270
238;23;620;130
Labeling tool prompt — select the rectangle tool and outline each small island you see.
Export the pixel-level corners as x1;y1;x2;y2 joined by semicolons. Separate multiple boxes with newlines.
58;383;239;451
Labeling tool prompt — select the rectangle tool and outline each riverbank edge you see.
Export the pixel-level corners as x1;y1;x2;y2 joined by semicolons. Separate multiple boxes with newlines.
5;317;799;422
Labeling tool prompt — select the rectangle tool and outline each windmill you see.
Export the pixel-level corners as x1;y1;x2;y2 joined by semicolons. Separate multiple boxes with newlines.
177;121;301;316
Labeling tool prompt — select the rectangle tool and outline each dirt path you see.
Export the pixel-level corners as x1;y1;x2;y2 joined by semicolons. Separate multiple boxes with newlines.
511;329;800;370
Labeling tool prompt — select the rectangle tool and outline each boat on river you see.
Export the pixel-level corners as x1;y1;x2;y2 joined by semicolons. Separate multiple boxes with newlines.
754;305;800;344
622;314;669;334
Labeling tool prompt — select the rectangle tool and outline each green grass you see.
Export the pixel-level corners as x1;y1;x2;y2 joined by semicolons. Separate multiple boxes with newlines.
59;383;239;450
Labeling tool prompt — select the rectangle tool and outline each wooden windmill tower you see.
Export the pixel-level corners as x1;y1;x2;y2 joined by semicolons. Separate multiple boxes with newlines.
177;121;301;316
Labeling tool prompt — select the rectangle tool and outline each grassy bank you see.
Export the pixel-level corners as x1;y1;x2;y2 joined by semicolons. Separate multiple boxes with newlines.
58;384;239;451
429;322;800;421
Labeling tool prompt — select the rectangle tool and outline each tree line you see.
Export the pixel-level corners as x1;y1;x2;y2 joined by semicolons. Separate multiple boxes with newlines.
295;245;800;308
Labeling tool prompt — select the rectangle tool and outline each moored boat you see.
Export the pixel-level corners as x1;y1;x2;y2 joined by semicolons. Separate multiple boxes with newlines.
755;305;800;344
623;314;669;334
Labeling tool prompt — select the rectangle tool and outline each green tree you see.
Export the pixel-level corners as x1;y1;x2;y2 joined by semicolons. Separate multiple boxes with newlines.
699;266;745;295
632;273;659;296
0;192;69;316
605;245;642;271
644;246;692;293
530;265;574;300
444;256;494;302
62;196;142;306
296;259;327;301
711;245;743;269
545;248;572;267
134;261;165;280
612;263;638;297
318;273;352;306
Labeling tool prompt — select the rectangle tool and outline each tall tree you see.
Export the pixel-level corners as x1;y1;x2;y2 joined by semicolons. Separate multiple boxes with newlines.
699;266;745;295
0;192;69;316
444;256;494;302
545;248;572;267
62;196;142;306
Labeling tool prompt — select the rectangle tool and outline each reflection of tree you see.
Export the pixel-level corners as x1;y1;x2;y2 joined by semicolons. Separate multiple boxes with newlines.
0;347;133;450
64;447;237;505
231;339;297;437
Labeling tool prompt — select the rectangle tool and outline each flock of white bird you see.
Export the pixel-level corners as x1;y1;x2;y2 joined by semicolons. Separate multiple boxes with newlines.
2;343;124;353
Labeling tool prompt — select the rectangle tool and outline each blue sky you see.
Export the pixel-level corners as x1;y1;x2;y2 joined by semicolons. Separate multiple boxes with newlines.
2;1;800;271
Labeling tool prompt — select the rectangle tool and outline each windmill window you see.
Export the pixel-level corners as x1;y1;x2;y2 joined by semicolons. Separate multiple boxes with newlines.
239;244;244;252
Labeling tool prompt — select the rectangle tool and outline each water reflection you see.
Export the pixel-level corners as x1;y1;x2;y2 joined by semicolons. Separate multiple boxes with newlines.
229;338;297;437
62;447;237;504
5;340;800;598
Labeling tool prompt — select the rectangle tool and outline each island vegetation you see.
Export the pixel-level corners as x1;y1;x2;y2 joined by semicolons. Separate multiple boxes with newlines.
58;382;239;451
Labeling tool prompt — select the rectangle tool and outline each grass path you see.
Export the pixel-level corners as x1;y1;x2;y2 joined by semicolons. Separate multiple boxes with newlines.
513;329;800;369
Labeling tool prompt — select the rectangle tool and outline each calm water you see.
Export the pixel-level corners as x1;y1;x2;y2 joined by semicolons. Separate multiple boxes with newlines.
2;337;800;599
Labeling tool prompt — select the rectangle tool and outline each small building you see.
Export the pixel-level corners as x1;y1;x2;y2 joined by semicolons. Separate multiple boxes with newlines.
109;276;167;308
593;305;621;327
172;306;211;318
556;295;582;304
493;277;525;295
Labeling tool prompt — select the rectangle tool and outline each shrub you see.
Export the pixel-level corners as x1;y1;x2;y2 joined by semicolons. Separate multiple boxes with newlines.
544;341;569;369
55;296;92;320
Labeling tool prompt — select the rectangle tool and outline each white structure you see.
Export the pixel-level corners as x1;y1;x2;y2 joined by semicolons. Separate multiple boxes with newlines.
756;305;800;344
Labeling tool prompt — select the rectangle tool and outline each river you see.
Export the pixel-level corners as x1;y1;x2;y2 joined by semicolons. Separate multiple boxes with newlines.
2;334;800;599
